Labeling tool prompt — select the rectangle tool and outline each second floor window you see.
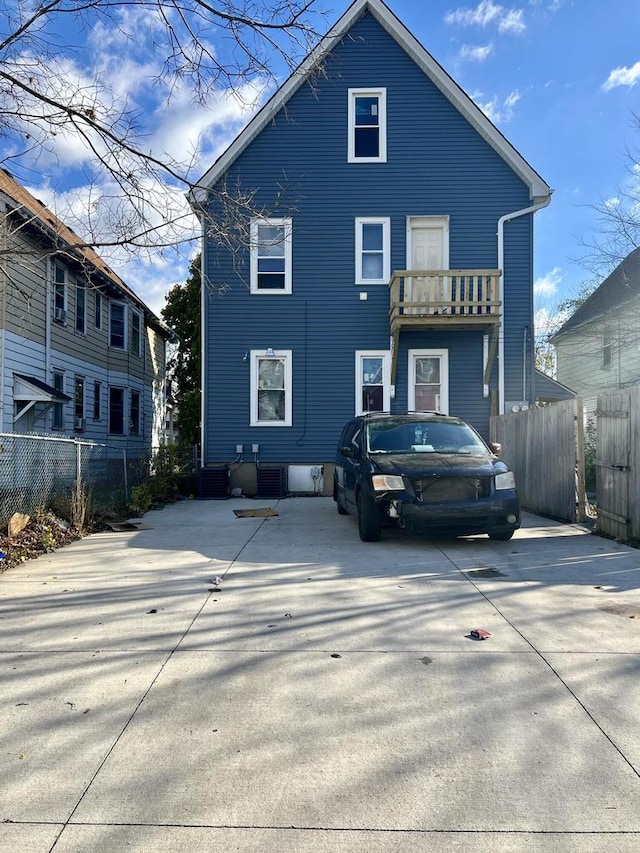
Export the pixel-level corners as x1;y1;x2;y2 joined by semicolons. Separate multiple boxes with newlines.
250;218;292;294
348;88;387;163
95;292;102;330
131;310;142;357
110;302;126;348
53;264;66;323
76;283;86;334
355;218;390;284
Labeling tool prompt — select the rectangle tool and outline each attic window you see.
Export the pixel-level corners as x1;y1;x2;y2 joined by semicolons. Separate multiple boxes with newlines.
348;88;387;163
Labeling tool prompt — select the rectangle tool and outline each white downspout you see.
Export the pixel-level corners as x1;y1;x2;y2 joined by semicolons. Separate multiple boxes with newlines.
497;196;551;414
200;222;206;466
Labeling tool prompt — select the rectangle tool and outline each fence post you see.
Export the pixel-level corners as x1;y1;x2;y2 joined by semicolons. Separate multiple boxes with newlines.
76;439;82;486
575;398;586;523
123;448;129;504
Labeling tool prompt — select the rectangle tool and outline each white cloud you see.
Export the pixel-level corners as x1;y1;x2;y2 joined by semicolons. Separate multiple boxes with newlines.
459;43;494;61
445;1;526;33
534;266;563;297
602;61;640;92
476;89;521;123
498;9;526;33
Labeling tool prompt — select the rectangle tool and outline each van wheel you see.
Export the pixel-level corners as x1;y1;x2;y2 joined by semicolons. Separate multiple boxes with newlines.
357;492;382;542
334;482;349;515
489;529;515;541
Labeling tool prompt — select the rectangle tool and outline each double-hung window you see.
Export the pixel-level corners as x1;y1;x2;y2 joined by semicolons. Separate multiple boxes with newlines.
131;310;142;357
93;381;101;421
95;292;102;330
355;218;390;284
408;349;449;414
250;350;292;426
53;264;66;323
355;351;390;415
76;282;86;334
250;218;292;294
348;88;387;163
109;387;125;434
110;301;126;349
52;371;65;429
130;390;141;434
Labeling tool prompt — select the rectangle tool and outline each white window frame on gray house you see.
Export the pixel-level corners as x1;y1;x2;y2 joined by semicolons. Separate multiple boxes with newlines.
348;88;387;163
250;218;292;294
131;309;142;357
109;301;127;349
355;217;390;284
53;263;67;324
75;281;86;334
250;349;292;426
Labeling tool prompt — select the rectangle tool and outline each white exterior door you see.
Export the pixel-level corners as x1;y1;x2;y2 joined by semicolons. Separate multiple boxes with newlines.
407;217;449;313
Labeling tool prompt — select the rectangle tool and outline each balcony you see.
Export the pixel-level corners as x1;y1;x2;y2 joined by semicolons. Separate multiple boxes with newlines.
389;269;501;382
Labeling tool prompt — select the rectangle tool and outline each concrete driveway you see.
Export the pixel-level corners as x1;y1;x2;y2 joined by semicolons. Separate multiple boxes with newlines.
1;497;640;852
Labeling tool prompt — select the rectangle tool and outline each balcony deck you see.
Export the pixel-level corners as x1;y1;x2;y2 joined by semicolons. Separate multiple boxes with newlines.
389;269;501;383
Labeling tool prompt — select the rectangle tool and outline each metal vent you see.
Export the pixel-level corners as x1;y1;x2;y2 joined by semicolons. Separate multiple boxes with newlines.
256;466;287;498
198;467;229;499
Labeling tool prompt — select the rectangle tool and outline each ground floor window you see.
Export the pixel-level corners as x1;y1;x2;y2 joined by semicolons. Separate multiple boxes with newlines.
408;349;448;413
250;350;292;426
52;371;64;429
355;350;390;414
109;387;125;434
130;390;141;435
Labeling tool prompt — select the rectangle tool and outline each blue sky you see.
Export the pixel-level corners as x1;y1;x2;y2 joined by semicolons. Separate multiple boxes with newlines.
12;0;640;321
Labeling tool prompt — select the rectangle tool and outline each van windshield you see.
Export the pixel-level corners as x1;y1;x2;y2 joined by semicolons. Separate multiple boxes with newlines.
367;419;488;455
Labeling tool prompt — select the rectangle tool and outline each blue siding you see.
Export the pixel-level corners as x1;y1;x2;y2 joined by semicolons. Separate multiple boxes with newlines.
203;11;535;463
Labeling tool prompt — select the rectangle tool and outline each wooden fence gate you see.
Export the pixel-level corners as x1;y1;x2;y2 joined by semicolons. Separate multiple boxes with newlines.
596;388;635;540
491;399;585;523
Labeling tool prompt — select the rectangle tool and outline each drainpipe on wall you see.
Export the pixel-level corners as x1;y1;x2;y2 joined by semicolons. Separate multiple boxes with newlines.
497;196;551;414
199;222;206;465
46;258;52;386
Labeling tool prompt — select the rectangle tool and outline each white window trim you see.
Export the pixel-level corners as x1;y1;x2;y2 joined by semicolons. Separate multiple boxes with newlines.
355;217;390;285
355;350;391;415
95;292;103;330
109;300;128;349
130;388;141;435
52;369;65;430
108;385;126;435
250;218;293;295
408;349;449;414
348;88;387;163
53;262;67;323
131;309;143;357
250;349;292;426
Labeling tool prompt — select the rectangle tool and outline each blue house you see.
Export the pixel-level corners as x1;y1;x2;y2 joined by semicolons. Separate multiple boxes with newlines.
191;0;552;496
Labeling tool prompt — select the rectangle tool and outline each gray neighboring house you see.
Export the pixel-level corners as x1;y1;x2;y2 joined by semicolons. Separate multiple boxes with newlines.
0;169;175;453
552;247;640;410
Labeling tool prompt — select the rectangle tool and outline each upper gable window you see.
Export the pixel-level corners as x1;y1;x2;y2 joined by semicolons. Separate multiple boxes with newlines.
348;88;387;163
250;218;292;294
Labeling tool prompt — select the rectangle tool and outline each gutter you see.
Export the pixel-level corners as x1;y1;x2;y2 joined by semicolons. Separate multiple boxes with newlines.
497;194;552;414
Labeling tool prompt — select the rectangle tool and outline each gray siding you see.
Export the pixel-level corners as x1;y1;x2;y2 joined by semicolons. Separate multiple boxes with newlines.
203;10;535;463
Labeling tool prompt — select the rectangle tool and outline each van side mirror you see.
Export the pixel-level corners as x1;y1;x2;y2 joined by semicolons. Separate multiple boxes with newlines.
340;445;359;459
490;442;502;457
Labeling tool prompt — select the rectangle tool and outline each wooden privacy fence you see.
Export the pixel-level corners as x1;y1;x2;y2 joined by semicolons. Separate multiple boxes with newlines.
490;399;585;523
596;385;640;541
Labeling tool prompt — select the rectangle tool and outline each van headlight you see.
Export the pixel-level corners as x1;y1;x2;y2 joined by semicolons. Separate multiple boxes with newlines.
495;471;516;490
372;474;405;491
